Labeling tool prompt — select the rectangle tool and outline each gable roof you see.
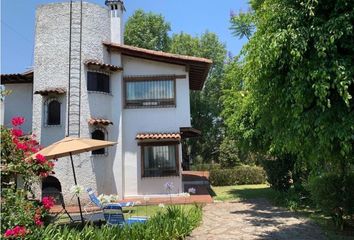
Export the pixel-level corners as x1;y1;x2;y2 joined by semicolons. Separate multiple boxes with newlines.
1;69;34;84
103;42;212;90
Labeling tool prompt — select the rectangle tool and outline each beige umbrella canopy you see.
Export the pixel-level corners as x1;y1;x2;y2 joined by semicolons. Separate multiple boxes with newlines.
33;136;117;160
33;136;117;224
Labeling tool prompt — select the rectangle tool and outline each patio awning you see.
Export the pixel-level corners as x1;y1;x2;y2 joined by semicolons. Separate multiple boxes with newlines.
85;59;123;72
180;127;201;139
88;118;113;126
34;87;66;96
136;132;181;142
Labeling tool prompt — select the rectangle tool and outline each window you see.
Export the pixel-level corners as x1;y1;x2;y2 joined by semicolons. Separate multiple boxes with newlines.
141;143;179;177
125;78;175;108
87;72;110;93
47;100;61;125
91;129;105;155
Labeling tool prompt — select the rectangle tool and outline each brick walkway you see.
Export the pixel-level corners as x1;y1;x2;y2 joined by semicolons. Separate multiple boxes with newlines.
187;199;326;240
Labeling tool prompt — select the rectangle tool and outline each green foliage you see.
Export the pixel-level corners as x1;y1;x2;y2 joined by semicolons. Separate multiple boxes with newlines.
124;9;171;51
262;155;296;192
209;165;266;186
27;205;203;240
218;137;241;168
190;163;220;171
1;188;52;234
230;11;255;40
223;0;354;185
170;32;227;162
307;173;354;229
1;119;55;237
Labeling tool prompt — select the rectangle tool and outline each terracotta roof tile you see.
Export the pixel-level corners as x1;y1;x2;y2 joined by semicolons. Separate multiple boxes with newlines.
88;118;113;126
34;87;66;95
1;69;33;84
136;132;181;141
85;59;123;72
103;42;212;90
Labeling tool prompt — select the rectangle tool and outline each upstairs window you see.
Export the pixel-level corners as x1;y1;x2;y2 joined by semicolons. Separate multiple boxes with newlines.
91;129;106;155
124;78;175;108
141;143;179;177
87;72;110;93
47;100;61;126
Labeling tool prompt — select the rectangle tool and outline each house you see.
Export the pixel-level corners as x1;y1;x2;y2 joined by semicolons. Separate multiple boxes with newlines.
1;0;211;203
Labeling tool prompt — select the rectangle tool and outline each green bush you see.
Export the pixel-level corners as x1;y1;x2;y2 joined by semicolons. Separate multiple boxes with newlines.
218;137;241;168
190;163;220;171
27;205;203;240
261;155;295;191
209;165;266;186
307;172;354;230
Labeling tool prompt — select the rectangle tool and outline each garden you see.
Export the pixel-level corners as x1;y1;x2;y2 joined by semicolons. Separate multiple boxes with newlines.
0;117;203;239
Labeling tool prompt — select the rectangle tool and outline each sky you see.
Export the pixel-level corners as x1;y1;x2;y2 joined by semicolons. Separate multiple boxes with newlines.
1;0;249;74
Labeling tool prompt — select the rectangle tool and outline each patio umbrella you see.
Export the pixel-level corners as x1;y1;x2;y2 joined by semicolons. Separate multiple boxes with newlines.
33;137;117;223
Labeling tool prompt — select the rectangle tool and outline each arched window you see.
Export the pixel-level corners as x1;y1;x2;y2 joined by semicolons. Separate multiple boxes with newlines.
42;176;62;205
47;100;61;125
91;129;105;155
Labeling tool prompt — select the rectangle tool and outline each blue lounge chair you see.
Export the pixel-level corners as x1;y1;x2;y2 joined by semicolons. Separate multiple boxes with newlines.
86;188;147;225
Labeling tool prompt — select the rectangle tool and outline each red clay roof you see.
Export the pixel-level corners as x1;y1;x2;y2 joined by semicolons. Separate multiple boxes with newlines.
88;118;113;126
1;69;33;84
85;59;123;72
34;87;66;95
136;133;181;141
103;42;212;90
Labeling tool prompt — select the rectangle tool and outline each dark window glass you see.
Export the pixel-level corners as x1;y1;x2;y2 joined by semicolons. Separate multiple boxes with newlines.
91;130;105;155
125;80;175;108
47;100;60;125
142;144;178;177
87;72;110;93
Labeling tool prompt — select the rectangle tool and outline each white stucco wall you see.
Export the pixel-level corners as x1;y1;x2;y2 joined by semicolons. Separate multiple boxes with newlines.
121;56;191;197
33;2;113;204
3;83;33;133
27;0;194;202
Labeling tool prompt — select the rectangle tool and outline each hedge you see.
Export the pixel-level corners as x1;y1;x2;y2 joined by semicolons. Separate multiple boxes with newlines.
209;165;266;186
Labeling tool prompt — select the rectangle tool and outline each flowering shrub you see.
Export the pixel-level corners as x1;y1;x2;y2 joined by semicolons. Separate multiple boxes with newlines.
1;117;55;238
1;117;55;186
98;194;119;204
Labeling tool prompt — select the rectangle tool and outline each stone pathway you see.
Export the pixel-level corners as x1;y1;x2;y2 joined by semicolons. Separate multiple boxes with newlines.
187;199;326;240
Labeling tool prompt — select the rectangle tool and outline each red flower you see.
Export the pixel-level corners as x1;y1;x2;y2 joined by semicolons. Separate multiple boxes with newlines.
34;214;44;226
35;154;47;164
4;229;14;237
11;128;23;137
42;196;55;210
39;172;49;178
4;226;27;238
35;218;44;226
11;116;25;127
16;142;28;151
47;161;55;168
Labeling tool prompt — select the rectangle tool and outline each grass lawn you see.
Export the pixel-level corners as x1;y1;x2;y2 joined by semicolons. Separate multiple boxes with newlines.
55;204;195;224
212;184;273;201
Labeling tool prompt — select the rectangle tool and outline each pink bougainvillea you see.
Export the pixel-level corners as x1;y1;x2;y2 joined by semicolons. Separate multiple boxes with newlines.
11;128;23;137
42;196;55;210
35;154;47;165
11;116;25;127
2;116;56;237
4;226;27;238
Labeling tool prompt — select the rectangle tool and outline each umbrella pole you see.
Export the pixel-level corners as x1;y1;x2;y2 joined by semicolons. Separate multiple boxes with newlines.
70;153;84;224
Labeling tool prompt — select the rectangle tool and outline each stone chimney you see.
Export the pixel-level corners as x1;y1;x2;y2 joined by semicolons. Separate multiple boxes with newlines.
105;0;125;44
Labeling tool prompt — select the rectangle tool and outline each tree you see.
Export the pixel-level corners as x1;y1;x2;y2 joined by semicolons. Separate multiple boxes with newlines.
170;32;227;162
229;11;254;40
223;0;354;224
124;9;171;51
